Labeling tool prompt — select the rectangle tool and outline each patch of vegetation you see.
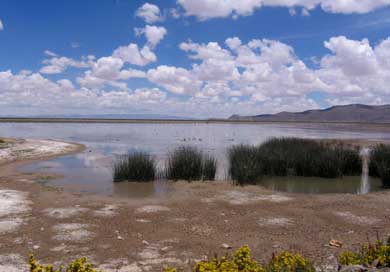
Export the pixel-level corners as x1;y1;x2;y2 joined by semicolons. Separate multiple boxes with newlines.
203;155;217;181
165;246;314;272
228;145;263;185
113;152;156;182
30;255;99;272
229;138;362;185
339;237;390;268
369;144;390;188
166;146;217;181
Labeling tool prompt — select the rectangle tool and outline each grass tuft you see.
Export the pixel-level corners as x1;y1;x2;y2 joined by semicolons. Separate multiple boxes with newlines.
166;146;217;181
370;144;390;188
113;152;156;182
202;155;217;181
228;145;263;185
229;138;362;185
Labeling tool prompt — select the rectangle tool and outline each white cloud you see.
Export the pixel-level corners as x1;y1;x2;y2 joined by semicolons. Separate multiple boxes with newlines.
177;0;390;20
3;34;390;118
0;19;4;31
135;25;167;48
316;36;390;100
77;56;146;89
40;54;92;74
147;65;202;95
112;43;156;66
135;3;164;23
0;69;168;116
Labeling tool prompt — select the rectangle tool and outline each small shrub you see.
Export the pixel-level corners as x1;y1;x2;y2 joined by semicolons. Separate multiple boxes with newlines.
339;238;390;268
370;144;390;188
166;146;217;181
113;152;156;182
267;251;315;272
193;246;264;272
30;255;99;272
203;155;217;181
165;246;314;272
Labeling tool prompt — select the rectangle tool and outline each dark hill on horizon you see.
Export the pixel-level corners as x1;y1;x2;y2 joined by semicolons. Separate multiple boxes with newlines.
229;104;390;123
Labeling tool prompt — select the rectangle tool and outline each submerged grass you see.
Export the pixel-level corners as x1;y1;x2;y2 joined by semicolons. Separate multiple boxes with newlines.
229;138;362;185
370;144;390;188
113;152;156;182
166;146;217;181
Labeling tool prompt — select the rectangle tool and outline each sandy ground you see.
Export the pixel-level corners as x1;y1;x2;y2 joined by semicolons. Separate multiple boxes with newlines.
1;138;390;271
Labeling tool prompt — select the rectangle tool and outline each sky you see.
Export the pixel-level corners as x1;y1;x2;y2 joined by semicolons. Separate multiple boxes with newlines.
1;0;390;118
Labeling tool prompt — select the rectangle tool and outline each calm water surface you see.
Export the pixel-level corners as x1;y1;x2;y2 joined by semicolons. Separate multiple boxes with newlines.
1;122;389;197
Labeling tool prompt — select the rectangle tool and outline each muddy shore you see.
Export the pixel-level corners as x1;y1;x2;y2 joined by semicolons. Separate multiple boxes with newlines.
1;138;390;271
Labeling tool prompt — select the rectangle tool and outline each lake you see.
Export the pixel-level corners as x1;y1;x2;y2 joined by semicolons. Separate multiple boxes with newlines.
1;122;389;196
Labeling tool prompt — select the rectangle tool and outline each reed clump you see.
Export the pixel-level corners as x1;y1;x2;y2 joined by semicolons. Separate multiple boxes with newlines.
229;138;362;185
166;146;217;181
113;152;156;182
369;144;390;188
228;145;263;185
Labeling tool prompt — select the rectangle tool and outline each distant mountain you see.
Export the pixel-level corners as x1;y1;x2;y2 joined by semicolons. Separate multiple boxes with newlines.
229;104;390;123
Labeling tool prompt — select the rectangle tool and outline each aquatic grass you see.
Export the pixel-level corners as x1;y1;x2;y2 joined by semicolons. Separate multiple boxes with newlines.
113;152;156;182
166;146;203;181
228;145;263;185
202;155;217;181
370;144;390;188
228;138;362;185
166;146;217;181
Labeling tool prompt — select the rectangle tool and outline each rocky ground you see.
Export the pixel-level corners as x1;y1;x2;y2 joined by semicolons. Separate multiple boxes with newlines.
1;138;390;271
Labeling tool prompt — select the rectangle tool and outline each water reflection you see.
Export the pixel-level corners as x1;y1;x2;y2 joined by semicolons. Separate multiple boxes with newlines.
260;176;382;194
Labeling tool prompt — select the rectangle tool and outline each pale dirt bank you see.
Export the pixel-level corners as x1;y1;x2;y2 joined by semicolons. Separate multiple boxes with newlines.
1;138;390;271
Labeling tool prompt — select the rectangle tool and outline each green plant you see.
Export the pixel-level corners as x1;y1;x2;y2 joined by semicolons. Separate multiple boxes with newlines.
165;246;314;272
267;251;315;272
228;145;263;185
113;152;156;182
166;146;203;181
228;138;362;185
30;255;100;272
166;146;217;181
339;238;390;268
203;155;217;181
370;144;390;188
193;246;265;272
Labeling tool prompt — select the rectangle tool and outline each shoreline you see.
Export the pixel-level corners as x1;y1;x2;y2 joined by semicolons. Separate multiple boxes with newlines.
1;138;390;271
1;117;390;127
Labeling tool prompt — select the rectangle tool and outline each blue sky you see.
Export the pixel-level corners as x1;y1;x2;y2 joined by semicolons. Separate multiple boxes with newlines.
1;0;390;118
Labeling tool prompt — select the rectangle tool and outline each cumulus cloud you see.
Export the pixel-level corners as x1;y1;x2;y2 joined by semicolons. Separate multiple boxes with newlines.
135;3;164;23
2;33;390;117
135;25;167;48
0;69;167;116
40;53;94;74
177;0;390;20
77;56;146;89
0;19;4;31
147;65;202;95
112;43;156;66
147;35;390;113
316;36;390;101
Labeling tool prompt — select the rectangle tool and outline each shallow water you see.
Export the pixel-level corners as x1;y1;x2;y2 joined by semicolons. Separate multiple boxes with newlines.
260;176;383;194
1;122;390;196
